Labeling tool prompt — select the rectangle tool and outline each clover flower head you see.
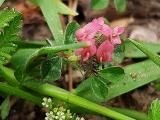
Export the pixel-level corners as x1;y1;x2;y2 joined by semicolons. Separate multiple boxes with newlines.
75;17;124;62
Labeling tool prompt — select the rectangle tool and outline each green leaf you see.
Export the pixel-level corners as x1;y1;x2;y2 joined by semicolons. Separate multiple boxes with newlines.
75;66;124;102
129;39;160;67
0;96;10;120
75;76;106;102
64;22;80;44
99;67;125;83
34;0;64;45
57;1;78;16
91;76;108;100
148;99;160;120
11;42;88;73
114;0;126;12
11;49;38;71
106;60;160;100
124;40;160;58
75;60;160;102
40;56;62;81
91;0;110;10
14;68;26;83
0;9;22;65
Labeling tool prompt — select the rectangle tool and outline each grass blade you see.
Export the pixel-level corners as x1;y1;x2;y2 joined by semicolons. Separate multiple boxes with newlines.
129;39;160;67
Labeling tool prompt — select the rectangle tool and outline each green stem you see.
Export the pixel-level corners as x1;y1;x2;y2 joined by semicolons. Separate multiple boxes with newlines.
38;42;89;55
0;82;42;105
23;80;135;120
111;107;147;120
0;65;19;86
0;65;135;120
15;40;47;48
70;105;147;120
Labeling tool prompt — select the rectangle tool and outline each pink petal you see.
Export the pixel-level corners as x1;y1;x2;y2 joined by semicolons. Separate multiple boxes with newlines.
75;17;125;62
76;17;106;41
111;27;124;45
75;28;86;41
92;17;104;25
75;44;97;61
113;27;124;36
111;36;121;45
96;41;114;62
100;24;112;37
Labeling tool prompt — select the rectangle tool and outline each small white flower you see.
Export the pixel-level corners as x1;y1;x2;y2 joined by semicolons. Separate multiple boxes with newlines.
48;98;52;102
43;97;47;101
42;102;45;106
55;116;58;119
76;117;85;120
66;110;72;119
55;111;65;120
45;111;55;120
50;111;53;115
42;97;53;108
53;108;58;113
80;117;85;120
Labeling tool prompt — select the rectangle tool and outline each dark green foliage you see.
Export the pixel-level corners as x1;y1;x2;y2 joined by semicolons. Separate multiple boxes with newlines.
75;67;124;102
12;49;62;82
91;76;108;101
40;56;62;81
64;22;80;44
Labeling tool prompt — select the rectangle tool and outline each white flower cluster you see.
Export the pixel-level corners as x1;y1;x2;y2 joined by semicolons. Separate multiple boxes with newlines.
42;97;85;120
45;106;72;120
42;97;52;108
45;111;65;120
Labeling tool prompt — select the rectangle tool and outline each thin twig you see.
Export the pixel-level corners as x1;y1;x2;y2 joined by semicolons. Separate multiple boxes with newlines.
68;0;78;91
